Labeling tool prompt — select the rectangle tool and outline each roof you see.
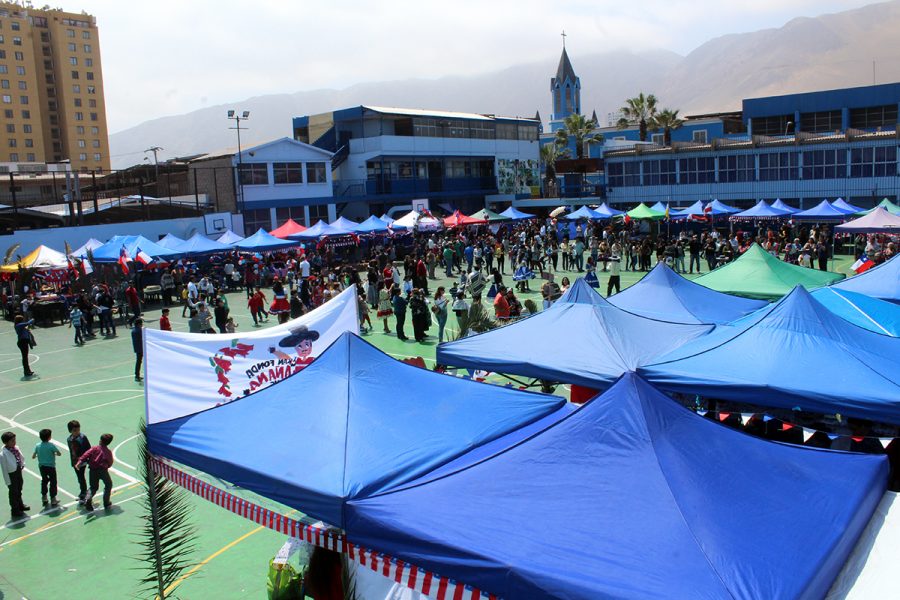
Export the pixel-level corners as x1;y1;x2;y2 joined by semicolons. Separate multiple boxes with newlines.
190;136;333;163
147;332;569;527
360;106;538;123
552;47;578;85
346;373;888;600
831;252;900;302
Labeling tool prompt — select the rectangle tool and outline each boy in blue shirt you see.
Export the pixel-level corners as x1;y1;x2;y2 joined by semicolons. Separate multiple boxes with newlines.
32;428;61;507
69;306;84;345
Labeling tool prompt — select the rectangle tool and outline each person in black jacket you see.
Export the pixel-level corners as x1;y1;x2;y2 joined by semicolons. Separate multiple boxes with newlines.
132;318;143;382
66;420;91;503
214;298;229;333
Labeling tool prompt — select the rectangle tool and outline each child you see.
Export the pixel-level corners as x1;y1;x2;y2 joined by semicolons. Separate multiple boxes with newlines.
376;282;392;333
66;420;90;503
69;305;85;345
159;307;172;331
32;428;61;507
358;293;372;334
75;433;114;512
1;431;29;517
225;316;237;334
248;287;268;326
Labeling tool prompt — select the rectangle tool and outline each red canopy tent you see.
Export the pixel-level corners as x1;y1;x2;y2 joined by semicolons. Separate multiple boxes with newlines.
269;218;307;239
443;210;488;228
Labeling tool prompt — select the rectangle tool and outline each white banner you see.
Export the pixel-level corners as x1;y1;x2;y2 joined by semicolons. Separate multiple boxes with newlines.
145;285;359;424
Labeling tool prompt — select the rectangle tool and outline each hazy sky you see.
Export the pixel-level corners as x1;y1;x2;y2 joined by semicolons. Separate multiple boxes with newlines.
70;0;878;132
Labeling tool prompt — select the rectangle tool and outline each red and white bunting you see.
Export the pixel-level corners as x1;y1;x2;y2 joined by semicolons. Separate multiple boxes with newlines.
148;455;495;600
881;438;894;449
802;428;815;443
740;413;753;426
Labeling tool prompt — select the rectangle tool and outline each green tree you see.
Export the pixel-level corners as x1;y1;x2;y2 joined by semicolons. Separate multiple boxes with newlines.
654;108;684;146
554;113;603;159
617;93;659;141
540;142;569;182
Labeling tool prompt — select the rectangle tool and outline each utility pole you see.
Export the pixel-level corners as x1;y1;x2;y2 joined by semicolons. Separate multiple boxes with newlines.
227;110;250;213
144;146;162;196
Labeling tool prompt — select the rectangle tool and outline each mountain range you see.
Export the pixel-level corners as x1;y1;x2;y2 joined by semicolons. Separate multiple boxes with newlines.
109;1;900;169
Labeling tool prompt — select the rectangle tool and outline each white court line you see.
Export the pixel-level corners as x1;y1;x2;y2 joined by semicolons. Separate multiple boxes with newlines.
0;375;134;406
22;467;78;500
111;433;140;471
12;388;138;420
23;395;142;426
0;490;143;541
0;414;139;485
0;354;39;374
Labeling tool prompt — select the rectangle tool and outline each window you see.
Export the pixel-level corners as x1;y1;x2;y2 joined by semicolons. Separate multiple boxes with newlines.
800;110;841;133
23;138;31;147
643;159;676;185
72;84;80;93
719;154;755;182
20;109;28;118
22;124;30;133
3;109;12;118
692;130;708;144
16;80;24;90
82;31;90;39
243;209;271;232
78;139;85;148
15;66;23;76
74;111;83;120
68;43;76;51
469;121;495;139
622;162;641;186
14;51;23;60
88;99;96;108
78;153;86;161
12;37;21;46
8;138;15;147
71;70;78;79
10;22;19;31
48;114;57;125
67;29;75;37
40;32;49;42
74;98;81;107
76;125;84;134
0;51;4;59
802;149;846;179
50;128;59;138
874;146;896;176
517;124;538;141
239;163;269;185
0;80;7;89
89;112;97;121
849;105;898;130
90;126;98;134
853;146;898;177
306;162;327;183
759;152;799;181
18;95;26;104
4;124;12;133
445;160;469;178
9;152;17;161
751;115;793;136
1;94;10;103
678;157;715;184
607;162;624;187
86;71;93;81
651;133;664;145
69;57;78;65
45;73;54;84
496;123;517;140
0;66;5;74
273;162;303;184
83;44;91;53
0;35;3;43
85;58;92;67
91;139;99;147
86;85;95;94
26;153;33;161
93;153;100;161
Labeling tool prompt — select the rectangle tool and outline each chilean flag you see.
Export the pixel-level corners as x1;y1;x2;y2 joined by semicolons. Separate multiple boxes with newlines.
118;246;130;275
851;253;875;273
135;247;153;265
81;258;94;276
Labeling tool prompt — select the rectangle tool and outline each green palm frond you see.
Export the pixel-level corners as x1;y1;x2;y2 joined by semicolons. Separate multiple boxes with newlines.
556;113;603;159
133;419;197;599
64;241;73;257
3;243;20;266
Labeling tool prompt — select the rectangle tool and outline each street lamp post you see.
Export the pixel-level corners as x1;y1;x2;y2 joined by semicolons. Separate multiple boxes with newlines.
227;110;250;213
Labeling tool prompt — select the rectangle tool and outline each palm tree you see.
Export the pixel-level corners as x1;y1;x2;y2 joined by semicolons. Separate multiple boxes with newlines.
554;113;603;159
654;108;684;146
540;142;569;182
617;93;659;141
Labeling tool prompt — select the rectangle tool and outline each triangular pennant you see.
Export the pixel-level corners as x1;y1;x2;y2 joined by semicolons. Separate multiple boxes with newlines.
851;436;864;443
781;422;794;431
696;409;707;417
717;412;731;422
826;433;840;441
740;413;753;426
762;415;773;422
802;428;815;443
880;438;894;449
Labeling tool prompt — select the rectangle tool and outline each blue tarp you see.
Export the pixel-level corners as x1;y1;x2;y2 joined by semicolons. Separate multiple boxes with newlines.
708;198;741;213
731;200;791;220
649;201;668;212
609;263;767;324
436;279;712;389
794;199;850;220
147;332;569;527
565;205;604;220
640;286;900;423
346;373;888;600
155;233;186;251
292;220;352;240
499;207;534;220
216;230;244;245
178;232;232;256
330;216;359;233
594;202;624;217
831;198;865;214
91;235;182;262
772;198;800;214
354;215;391;234
672;199;705;217
831;253;900;303
232;228;297;251
811;288;900;336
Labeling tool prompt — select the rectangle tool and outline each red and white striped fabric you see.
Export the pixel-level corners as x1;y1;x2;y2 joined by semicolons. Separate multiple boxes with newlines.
149;456;495;600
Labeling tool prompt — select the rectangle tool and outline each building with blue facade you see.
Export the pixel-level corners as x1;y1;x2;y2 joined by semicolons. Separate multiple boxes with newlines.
549;45;581;133
292;106;540;220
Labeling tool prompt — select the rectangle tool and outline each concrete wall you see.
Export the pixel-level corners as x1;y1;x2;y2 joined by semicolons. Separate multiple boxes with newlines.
0;216;210;253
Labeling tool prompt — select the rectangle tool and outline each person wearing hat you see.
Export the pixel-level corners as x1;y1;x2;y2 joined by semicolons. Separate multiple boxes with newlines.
268;325;320;368
131;317;144;382
606;255;621;297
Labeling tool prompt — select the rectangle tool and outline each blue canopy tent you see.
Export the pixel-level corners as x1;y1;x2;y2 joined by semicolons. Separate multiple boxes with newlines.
811;287;900;336
231;228;297;251
831;197;866;215
671;199;705;218
609;262;767;324
178;232;232;256
436;279;712;389
292;220;352;240
216;230;245;245
499;206;534;220
354;215;392;234
565;205;604;220
330;216;359;233
708;198;741;213
771;198;800;214
593;201;624;217
147;332;570;527
649;200;669;213
794;199;850;220
831;253;900;303
730;200;791;220
346;374;887;600
156;233;187;251
91;235;182;262
640;286;900;424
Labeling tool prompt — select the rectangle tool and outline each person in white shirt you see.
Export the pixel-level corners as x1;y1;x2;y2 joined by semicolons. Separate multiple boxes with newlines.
606;256;621;297
299;257;311;278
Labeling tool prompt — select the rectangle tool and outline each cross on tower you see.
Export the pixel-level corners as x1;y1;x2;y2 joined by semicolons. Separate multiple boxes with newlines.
561;30;567;48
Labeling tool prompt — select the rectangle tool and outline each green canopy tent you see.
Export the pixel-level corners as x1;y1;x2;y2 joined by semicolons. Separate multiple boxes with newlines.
858;198;900;216
469;208;511;223
624;203;666;220
694;243;844;300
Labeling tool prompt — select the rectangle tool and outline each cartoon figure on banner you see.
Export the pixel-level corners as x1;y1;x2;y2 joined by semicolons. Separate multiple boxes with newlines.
269;325;319;367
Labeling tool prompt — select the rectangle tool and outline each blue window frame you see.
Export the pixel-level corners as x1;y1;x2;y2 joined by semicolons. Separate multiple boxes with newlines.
607;162;624;187
802;149;846;180
848;147;894;178
719;154;755;183
678;157;715;184
759;152;798;181
643;159;676;185
623;162;640;186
